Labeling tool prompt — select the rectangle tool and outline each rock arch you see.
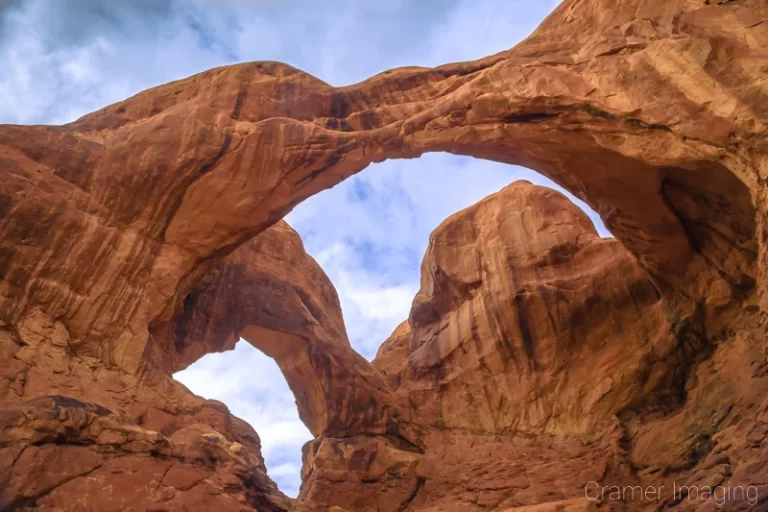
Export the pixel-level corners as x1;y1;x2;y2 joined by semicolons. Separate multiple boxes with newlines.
1;0;763;377
1;0;767;509
153;222;412;442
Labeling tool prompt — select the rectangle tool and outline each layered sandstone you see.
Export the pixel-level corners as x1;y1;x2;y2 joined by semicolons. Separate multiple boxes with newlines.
375;181;682;436
367;181;767;511
0;0;767;510
153;222;412;444
0;224;332;511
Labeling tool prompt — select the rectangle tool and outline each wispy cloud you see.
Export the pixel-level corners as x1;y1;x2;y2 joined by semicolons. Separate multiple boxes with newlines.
0;0;603;497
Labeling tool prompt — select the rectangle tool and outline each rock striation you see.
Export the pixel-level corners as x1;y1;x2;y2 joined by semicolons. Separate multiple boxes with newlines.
0;224;324;511
376;181;681;436
0;0;767;510
370;181;767;511
154;222;409;443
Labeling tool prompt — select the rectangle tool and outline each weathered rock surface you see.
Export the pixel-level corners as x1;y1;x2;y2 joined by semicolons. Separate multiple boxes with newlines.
0;224;335;511
368;181;768;511
376;181;683;436
153;221;411;444
0;0;767;510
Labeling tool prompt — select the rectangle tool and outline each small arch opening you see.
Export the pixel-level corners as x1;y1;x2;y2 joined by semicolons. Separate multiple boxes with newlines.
175;341;311;498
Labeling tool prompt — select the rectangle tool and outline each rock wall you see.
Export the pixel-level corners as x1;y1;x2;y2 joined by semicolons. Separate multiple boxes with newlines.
0;225;323;511
0;0;767;510
369;182;768;511
375;182;682;436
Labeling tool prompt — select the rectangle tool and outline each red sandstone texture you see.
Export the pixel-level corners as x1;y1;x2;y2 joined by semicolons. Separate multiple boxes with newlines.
1;0;767;510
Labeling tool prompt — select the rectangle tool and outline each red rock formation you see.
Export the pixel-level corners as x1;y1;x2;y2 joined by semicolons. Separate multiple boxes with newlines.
376;181;682;436
0;0;767;510
0;225;323;511
368;181;767;511
153;222;410;443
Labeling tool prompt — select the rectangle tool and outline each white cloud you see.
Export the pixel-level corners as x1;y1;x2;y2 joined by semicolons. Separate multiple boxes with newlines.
311;241;418;359
423;0;554;64
0;0;239;123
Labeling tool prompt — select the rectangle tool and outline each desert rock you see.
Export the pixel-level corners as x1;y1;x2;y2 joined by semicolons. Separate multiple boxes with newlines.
1;0;767;510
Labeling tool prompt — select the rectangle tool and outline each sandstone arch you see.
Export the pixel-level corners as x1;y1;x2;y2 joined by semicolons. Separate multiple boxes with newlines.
1;0;767;510
154;221;414;443
1;0;764;377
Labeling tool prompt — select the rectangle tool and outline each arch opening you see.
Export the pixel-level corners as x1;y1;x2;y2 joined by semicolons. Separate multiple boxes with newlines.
284;153;613;359
174;341;310;498
165;144;757;504
169;153;615;498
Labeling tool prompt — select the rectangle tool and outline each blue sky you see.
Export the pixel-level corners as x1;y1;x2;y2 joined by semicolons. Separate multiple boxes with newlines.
0;0;609;497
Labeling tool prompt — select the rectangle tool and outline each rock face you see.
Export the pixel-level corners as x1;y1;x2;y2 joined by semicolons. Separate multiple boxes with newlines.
153;222;409;443
0;223;330;511
376;181;682;436
369;181;767;511
1;0;767;510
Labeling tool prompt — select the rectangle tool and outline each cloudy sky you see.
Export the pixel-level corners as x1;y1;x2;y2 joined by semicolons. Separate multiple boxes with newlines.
0;0;609;497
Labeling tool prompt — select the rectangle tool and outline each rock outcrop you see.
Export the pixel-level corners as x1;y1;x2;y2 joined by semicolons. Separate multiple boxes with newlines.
153;222;410;443
0;223;339;511
1;0;767;510
375;181;683;436
369;181;767;511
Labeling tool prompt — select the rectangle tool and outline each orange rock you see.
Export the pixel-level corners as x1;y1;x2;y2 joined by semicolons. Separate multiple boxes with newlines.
501;499;597;512
153;222;410;442
0;0;767;510
375;181;683;435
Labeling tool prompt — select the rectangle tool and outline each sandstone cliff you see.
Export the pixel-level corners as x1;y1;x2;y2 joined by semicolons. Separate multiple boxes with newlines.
0;223;336;511
1;0;767;510
369;181;767;511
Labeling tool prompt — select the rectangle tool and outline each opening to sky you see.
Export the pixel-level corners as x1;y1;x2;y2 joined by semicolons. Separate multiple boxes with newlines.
174;343;308;497
174;154;611;496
